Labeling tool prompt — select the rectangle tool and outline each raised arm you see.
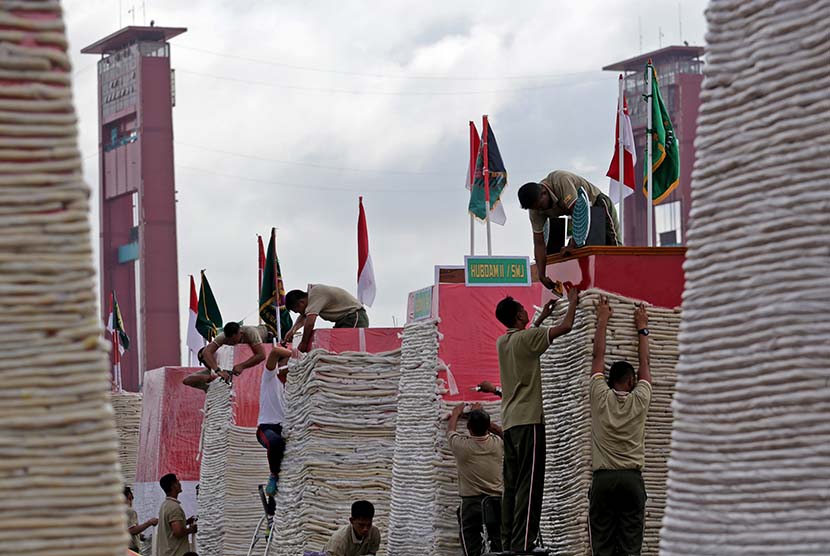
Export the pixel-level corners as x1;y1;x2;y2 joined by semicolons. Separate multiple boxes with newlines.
635;304;652;384
448;403;464;433
232;342;266;375
201;341;220;371
547;286;579;342
266;345;293;371
283;315;305;343
297;314;318;352
592;296;612;376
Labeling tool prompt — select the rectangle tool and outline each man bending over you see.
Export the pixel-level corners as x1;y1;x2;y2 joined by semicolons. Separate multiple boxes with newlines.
182;322;268;391
285;284;368;352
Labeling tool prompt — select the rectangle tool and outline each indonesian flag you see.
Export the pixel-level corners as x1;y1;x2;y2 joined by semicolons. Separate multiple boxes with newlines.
106;291;129;391
357;196;376;307
606;82;637;201
186;275;204;363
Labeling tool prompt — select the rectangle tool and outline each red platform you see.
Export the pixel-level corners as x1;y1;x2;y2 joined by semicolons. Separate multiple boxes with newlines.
538;246;686;309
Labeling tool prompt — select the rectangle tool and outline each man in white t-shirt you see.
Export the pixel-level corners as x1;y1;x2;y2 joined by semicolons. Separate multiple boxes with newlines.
257;345;292;496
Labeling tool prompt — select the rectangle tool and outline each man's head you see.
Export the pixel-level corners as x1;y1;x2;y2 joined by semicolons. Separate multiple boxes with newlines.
608;361;637;392
467;409;491;437
349;500;375;540
495;296;529;329
518;182;553;211
221;322;243;345
285;290;309;315
123;486;133;504
159;473;182;497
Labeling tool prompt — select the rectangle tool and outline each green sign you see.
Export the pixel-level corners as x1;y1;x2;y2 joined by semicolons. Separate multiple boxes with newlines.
465;256;531;286
407;286;434;322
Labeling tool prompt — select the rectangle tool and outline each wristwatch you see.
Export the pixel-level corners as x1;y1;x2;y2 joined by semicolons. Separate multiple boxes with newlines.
638;328;650;336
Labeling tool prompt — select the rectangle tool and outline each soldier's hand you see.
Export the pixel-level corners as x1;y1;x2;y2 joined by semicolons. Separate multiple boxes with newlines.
596;296;612;322
635;303;649;330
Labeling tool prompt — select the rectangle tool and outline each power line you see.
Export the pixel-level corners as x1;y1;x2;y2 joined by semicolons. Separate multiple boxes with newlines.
176;164;459;194
176;68;607;96
176;43;600;82
176;141;454;176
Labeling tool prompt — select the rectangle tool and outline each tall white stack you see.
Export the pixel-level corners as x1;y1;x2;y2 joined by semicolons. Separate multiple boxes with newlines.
539;290;680;555
270;349;401;556
196;346;235;556
659;1;830;554
222;424;270;555
112;391;143;486
387;320;443;556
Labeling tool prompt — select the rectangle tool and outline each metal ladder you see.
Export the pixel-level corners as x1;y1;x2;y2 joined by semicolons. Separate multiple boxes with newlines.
246;485;276;556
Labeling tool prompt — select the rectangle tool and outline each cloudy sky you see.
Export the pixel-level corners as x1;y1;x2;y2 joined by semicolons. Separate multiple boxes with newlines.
63;0;708;363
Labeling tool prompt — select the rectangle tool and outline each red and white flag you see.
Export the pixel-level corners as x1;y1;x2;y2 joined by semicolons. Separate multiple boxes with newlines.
186;275;204;363
357;196;376;307
606;84;637;201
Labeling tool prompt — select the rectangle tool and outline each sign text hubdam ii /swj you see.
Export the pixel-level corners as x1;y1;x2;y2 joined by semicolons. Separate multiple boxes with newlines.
464;256;532;287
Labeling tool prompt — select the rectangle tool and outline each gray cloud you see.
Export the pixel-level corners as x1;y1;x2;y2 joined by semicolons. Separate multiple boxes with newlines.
64;0;708;363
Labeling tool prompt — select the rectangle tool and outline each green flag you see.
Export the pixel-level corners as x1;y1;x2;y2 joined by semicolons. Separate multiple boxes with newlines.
196;270;223;342
644;63;680;204
259;228;293;341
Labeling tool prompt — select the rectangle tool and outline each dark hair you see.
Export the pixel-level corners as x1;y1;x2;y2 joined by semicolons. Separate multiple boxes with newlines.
467;409;491;436
351;500;375;520
285;290;307;311
223;321;241;337
197;347;206;366
123;486;133;499
183;553;199;556
159;473;178;494
608;361;636;388
495;296;522;328
518;182;543;209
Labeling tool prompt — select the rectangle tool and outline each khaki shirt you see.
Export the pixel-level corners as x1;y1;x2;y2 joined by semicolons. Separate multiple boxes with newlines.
156;498;189;556
323;524;381;556
590;374;652;470
448;431;503;497
306;284;363;322
126;507;140;551
213;324;268;347
529;170;604;233
497;326;550;430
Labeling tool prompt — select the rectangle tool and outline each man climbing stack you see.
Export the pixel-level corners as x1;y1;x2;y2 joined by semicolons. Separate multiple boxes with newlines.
285;284;368;352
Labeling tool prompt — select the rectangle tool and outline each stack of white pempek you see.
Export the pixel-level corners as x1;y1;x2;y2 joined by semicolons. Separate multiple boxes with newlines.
112;391;143;486
539;289;679;555
269;349;401;556
386;320;443;556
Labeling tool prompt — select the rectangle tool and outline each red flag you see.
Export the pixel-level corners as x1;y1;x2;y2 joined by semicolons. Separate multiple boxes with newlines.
186;275;204;362
357;196;376;307
607;78;637;201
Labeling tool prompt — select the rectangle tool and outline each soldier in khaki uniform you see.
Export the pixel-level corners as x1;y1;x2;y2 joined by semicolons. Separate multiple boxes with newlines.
588;297;652;556
323;500;381;556
447;403;504;555
182;322;269;391
518;170;620;291
495;287;579;552
285;284;369;352
124;486;157;553
156;474;197;556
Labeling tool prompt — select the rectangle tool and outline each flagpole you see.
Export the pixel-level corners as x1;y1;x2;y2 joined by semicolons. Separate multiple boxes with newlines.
469;121;475;256
646;62;654;247
617;74;626;246
483;115;492;256
257;235;263;324
272;228;281;342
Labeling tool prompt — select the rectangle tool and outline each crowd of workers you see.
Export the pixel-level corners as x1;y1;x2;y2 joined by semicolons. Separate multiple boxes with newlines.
127;172;653;556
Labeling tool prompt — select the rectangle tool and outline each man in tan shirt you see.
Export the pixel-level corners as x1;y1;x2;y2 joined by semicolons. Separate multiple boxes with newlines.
285;284;368;352
518;170;620;291
323;500;381;556
495;287;579;552
156;473;197;556
124;486;156;553
589;297;652;556
182;322;269;391
447;403;504;555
